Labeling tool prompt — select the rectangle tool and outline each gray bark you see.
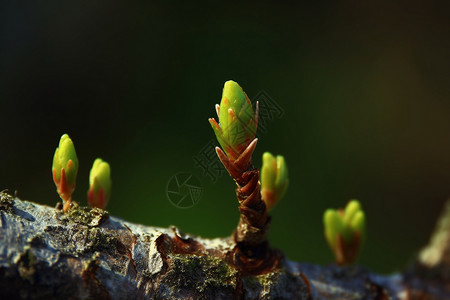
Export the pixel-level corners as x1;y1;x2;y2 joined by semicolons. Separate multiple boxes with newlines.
0;191;449;299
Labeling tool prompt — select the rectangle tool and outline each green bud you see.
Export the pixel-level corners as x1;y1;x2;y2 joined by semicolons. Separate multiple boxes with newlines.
261;152;289;211
52;134;78;212
209;80;257;160
323;200;366;265
323;209;345;250
87;158;111;210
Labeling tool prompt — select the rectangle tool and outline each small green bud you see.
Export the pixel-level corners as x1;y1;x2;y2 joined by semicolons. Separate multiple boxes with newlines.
323;200;366;265
261;152;289;211
87;158;111;210
209;80;257;160
323;209;345;250
52;134;79;212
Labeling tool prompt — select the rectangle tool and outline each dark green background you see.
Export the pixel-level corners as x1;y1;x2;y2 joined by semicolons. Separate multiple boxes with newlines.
1;1;450;274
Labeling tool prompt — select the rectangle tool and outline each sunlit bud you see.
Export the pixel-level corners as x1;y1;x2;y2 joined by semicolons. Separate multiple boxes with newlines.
261;152;289;211
52;134;78;212
323;200;366;265
87;158;111;210
209;80;258;161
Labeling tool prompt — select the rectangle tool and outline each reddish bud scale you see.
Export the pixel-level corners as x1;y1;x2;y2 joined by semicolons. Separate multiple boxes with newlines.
335;232;362;266
59;168;68;196
88;187;106;210
53;167;74;213
53;167;73;203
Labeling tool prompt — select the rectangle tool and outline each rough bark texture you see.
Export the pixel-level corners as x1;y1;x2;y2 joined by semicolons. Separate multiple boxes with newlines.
0;191;449;299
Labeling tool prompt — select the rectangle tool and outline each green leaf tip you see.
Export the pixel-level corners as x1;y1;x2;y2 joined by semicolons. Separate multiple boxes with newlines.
221;80;248;114
209;80;258;161
343;199;361;224
88;158;111;210
261;152;289;211
323;199;366;265
52;134;79;212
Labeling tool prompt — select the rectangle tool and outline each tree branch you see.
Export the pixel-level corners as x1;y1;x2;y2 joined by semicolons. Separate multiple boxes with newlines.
0;191;449;299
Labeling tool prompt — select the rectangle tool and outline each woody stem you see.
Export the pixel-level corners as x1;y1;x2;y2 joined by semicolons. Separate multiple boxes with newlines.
215;141;270;250
234;164;270;247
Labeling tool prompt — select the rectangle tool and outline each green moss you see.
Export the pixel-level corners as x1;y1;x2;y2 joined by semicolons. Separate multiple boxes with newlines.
87;227;117;252
248;269;309;299
174;254;236;290
58;201;109;227
0;191;14;212
44;222;117;257
241;270;285;296
159;254;238;298
47;202;116;256
256;271;276;286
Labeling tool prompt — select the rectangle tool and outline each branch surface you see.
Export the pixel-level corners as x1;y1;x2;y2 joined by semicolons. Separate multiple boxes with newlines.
0;192;449;299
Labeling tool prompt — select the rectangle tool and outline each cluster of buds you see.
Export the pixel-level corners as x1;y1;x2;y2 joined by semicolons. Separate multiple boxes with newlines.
87;158;111;209
52;134;111;212
52;134;79;213
260;152;289;211
323;200;366;265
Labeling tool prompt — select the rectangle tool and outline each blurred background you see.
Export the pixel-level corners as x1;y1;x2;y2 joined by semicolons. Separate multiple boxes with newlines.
1;1;450;274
